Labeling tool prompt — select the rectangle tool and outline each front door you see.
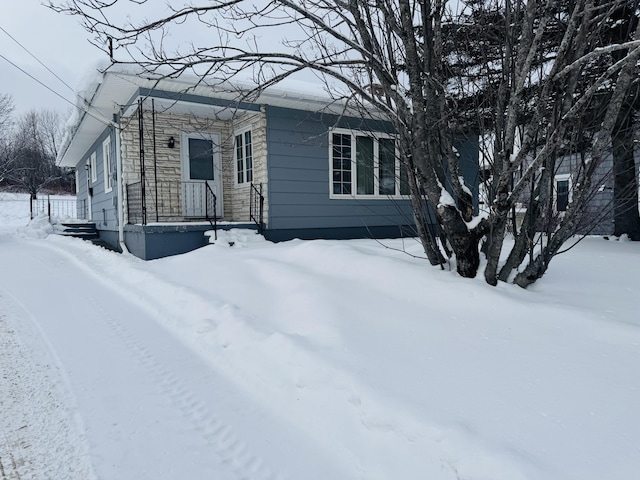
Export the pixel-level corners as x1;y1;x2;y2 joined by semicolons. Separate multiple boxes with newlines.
181;133;223;217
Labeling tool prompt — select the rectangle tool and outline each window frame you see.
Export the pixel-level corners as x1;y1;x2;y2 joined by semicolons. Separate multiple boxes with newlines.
90;152;97;184
103;138;113;193
329;128;408;199
234;127;253;185
554;173;571;212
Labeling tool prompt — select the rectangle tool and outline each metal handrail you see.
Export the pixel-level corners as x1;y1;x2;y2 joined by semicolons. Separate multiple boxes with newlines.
250;182;264;233
205;182;217;240
126;180;218;225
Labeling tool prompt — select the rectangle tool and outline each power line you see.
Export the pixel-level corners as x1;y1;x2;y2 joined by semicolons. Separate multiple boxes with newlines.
0;52;76;107
0;53;113;129
0;24;76;94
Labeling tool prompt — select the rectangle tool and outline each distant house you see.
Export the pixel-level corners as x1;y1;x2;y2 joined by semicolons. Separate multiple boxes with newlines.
554;152;614;236
509;151;635;237
58;70;479;259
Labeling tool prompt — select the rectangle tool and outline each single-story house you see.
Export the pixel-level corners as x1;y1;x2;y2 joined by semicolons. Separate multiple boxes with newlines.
58;69;480;259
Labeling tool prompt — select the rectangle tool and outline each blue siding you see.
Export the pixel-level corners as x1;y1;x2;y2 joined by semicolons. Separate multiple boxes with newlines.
72;127;118;231
124;224;210;260
75;157;89;219
265;106;412;235
264;105;479;238
449;135;481;212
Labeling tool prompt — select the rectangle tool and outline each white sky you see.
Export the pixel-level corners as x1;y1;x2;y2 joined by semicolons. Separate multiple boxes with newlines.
0;0;105;117
0;1;322;119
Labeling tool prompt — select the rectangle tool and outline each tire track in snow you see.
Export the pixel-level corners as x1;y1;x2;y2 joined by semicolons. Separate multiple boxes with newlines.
0;290;97;480
84;295;284;480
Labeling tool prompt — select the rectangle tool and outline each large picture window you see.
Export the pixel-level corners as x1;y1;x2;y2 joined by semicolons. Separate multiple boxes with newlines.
235;129;253;184
330;129;409;198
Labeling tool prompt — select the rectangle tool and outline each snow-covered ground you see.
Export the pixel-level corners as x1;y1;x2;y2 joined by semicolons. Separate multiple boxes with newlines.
1;192;639;480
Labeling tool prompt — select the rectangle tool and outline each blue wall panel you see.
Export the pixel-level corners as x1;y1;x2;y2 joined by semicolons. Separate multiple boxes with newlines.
264;105;478;239
73;126;118;231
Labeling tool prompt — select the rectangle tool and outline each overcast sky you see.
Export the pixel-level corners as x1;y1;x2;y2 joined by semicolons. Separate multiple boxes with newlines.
0;1;307;119
1;1;104;117
1;1;360;121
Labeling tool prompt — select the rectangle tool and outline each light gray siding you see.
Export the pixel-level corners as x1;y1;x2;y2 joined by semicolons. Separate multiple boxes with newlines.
75;156;89;220
72;127;118;229
556;153;615;235
90;128;118;231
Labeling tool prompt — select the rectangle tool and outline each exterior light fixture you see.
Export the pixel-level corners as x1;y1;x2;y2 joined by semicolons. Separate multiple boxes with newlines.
168;136;175;148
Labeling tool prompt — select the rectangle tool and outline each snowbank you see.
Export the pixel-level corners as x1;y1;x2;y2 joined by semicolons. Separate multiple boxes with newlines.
1;193;639;480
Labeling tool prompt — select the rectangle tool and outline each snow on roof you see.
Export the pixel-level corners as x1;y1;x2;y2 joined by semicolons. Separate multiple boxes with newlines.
57;67;374;168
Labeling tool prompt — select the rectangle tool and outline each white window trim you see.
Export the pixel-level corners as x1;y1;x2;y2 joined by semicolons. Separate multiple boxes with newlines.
179;131;224;218
554;173;572;213
103;138;113;193
329;128;407;199
234;126;254;186
90;152;97;183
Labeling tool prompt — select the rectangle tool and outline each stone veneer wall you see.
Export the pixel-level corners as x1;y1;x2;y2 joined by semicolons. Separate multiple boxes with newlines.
229;110;269;225
120;108;267;224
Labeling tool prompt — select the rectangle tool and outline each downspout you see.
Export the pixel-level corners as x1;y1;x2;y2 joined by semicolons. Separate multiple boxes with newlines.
114;112;129;254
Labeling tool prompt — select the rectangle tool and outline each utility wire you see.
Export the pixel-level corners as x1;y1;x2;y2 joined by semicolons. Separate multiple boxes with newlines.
0;24;76;94
0;53;113;128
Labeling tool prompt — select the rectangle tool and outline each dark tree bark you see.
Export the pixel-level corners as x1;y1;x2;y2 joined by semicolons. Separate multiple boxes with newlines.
612;97;640;240
609;1;640;240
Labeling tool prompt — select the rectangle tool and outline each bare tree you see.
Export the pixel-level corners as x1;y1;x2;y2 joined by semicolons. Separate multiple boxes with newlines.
0;93;14;184
6;110;67;198
51;0;640;286
38;109;64;160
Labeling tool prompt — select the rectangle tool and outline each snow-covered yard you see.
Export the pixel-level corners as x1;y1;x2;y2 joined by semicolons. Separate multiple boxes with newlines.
1;192;639;480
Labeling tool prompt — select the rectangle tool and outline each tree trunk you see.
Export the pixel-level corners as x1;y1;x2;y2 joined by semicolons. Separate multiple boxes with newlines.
498;197;540;281
513;254;548;288
407;167;445;266
612;101;640;240
483;215;508;285
438;204;480;278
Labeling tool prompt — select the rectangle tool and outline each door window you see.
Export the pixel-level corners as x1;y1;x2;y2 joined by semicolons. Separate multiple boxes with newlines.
188;138;215;180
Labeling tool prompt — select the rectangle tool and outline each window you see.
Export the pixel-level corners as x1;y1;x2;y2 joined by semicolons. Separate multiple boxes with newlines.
103;138;113;193
330;129;409;198
90;152;97;183
188;137;215;180
555;174;571;212
235;129;253;184
332;133;352;194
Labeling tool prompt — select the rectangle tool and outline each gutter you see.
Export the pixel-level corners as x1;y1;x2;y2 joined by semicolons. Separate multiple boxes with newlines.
57;78;108;167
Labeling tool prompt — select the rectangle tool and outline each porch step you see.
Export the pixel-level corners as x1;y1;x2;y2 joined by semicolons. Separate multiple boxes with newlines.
53;222;99;240
204;223;260;243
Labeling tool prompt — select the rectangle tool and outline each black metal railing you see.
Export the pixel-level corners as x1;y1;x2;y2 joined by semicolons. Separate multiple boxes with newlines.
205;182;217;240
126;180;218;225
30;195;84;220
126;181;144;224
250;182;265;233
